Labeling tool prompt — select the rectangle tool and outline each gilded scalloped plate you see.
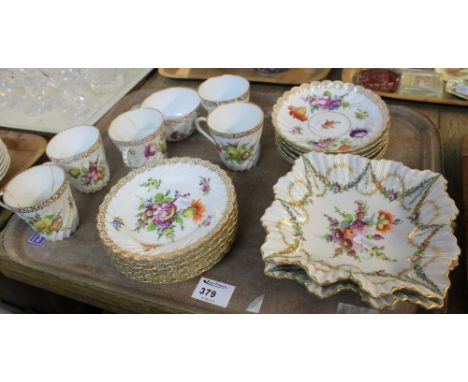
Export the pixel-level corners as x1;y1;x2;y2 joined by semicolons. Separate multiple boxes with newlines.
260;152;460;305
97;157;237;261
272;81;390;154
264;262;443;310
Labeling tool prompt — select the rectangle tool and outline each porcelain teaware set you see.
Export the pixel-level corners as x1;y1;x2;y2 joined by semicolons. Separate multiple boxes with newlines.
0;74;263;241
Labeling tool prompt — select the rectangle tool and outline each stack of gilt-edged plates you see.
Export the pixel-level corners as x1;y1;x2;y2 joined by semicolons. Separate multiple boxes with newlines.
272;80;391;163
97;157;238;284
260;152;460;310
0;138;11;182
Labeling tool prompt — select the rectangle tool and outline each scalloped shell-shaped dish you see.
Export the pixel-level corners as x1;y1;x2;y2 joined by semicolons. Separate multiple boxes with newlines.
272;81;390;153
264;263;442;310
260;152;460;308
97;157;236;261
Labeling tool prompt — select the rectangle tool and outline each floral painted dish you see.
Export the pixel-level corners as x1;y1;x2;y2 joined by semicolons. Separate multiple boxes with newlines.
264;262;443;310
272;81;390;153
97;157;237;261
275;132;389;164
110;216;239;284
276;129;389;157
261;152;460;303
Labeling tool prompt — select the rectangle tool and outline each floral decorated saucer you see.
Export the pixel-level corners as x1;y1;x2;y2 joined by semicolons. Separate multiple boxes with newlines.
97;157;237;261
261;152;460;306
272;81;390;153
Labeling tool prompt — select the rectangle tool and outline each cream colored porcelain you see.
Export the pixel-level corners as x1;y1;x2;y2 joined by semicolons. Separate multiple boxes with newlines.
46;125;110;194
142;87;201;142
97;157;237;260
109;107;166;168
198;75;250;112
272;80;390;154
195;102;264;171
0;164;79;241
0;138;11;181
261;152;460;308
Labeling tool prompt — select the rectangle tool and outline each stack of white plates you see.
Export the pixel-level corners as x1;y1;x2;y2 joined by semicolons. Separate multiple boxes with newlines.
97;157;238;284
0;138;11;182
272;81;391;163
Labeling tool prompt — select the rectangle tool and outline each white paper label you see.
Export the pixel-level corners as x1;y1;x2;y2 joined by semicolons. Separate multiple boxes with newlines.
191;277;235;308
455;84;468;96
352;234;376;251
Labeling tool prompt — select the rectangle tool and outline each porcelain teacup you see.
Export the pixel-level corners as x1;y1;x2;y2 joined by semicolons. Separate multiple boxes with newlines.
195;102;264;171
0;164;79;241
142;87;201;142
46;125;110;194
109;107;166;168
198;74;250;112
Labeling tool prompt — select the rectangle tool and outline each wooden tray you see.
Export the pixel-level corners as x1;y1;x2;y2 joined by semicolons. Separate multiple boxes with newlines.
158;68;332;85
0;130;47;228
0;89;446;314
342;68;468;107
0;69;152;135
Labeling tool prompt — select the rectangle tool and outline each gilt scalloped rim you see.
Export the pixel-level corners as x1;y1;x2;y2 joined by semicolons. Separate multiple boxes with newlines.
260;152;460;308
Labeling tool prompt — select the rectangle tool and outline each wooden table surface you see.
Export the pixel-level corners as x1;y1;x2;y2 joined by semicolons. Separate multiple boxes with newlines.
1;69;467;313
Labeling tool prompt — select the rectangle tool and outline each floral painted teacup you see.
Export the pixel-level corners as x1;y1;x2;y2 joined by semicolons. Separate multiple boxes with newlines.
46;125;110;194
109;107;166;169
142;87;201;142
0;164;79;241
195;102;264;171
198;74;250;112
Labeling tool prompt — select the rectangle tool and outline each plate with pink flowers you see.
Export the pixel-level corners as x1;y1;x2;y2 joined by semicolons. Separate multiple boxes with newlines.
97;157;237;262
272;81;390;154
260;152;460;309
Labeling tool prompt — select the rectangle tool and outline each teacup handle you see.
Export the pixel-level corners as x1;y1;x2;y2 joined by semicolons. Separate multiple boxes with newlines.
122;148;133;168
0;191;12;211
195;117;216;145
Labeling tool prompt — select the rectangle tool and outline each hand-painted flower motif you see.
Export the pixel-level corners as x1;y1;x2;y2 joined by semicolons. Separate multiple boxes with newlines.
321;120;340;129
144;142;157;158
288;106;308;122
26;212;63;236
337;143;352;152
322;200;400;262
111;216;124;231
349;128;368;138
135;181;207;241
140;178;161;190
182;199;206;223
219;142;254;164
308;137;336;150
303;91;349;112
376;210;401;233
199;177;211;195
355;109;369;120
290;126;303;135
68;160;106;186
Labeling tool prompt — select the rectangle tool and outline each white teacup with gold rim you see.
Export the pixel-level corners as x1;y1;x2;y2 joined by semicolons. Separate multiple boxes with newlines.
109;108;166;169
46;125;110;194
195;102;264;171
0;164;79;241
142;87;201;142
198;74;250;112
